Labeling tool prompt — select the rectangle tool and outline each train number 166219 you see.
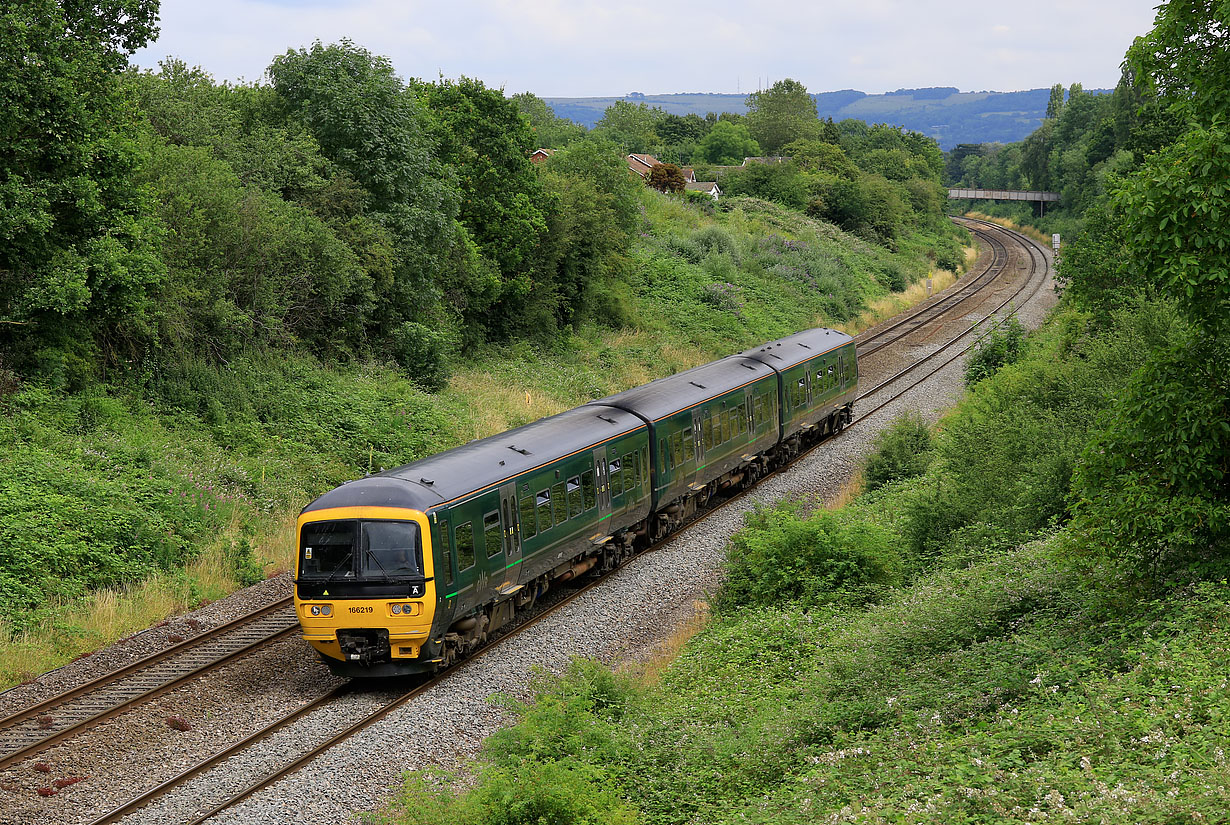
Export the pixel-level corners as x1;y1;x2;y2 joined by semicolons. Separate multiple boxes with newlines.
348;606;374;614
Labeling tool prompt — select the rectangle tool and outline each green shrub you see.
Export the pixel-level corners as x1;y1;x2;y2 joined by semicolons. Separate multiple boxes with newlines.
964;318;1024;385
717;503;900;611
389;321;451;392
863;413;933;491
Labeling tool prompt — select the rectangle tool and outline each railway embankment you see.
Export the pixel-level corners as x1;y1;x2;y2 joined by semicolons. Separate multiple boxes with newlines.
365;225;1229;823
0;217;1014;824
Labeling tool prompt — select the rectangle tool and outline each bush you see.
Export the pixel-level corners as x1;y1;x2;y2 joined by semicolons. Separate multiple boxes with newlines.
717;503;899;611
964;318;1024;385
389;322;451;392
863;413;933;491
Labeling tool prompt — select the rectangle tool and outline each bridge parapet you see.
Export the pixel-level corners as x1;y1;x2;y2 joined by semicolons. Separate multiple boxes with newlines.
948;188;1060;203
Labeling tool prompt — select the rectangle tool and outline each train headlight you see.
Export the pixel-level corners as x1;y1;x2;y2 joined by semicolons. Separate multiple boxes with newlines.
310;604;321;616
320;604;332;616
391;603;402;615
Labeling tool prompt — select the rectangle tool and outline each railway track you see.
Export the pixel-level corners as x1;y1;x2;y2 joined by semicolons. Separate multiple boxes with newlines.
83;218;1053;825
854;220;1012;358
0;598;297;772
851;217;1050;422
3;215;1049;824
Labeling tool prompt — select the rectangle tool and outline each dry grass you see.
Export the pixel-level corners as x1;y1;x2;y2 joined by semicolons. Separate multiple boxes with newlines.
965;211;1052;244
0;511;292;688
622;599;711;686
837;266;962;336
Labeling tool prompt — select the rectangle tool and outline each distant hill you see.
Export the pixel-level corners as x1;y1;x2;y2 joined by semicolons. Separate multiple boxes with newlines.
543;87;1111;149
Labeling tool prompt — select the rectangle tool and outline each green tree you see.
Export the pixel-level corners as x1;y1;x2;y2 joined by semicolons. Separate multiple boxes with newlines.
0;0;164;376
511;92;586;148
1069;0;1230;584
592;100;663;154
418;76;551;319
268;40;464;331
1046;83;1066;119
1124;0;1230;124
696;121;760;165
745;79;820;154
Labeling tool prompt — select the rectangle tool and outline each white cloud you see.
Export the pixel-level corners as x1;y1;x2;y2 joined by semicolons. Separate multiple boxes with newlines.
134;0;1161;94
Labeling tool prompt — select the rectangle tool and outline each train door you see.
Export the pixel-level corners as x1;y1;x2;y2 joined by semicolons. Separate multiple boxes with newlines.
691;409;704;466
498;482;521;587
593;447;611;513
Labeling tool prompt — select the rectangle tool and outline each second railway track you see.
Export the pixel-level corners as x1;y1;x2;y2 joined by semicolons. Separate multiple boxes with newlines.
0;216;1052;825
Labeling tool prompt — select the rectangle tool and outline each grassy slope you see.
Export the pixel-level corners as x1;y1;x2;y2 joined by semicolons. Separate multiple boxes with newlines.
374;295;1229;824
0;191;961;686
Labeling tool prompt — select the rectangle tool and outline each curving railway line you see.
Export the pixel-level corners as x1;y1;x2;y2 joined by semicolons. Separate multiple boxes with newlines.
0;217;1051;825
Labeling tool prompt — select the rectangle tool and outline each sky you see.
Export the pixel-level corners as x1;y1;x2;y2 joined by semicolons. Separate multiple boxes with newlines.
132;0;1163;97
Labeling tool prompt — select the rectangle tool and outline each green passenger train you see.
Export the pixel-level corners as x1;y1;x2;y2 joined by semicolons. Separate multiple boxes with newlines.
294;326;858;676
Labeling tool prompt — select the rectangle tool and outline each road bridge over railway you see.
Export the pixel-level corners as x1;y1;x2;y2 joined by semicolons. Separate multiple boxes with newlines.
948;188;1060;214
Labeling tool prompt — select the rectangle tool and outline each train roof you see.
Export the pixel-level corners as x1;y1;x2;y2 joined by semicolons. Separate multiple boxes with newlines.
302;405;646;515
589;354;776;422
740;326;853;371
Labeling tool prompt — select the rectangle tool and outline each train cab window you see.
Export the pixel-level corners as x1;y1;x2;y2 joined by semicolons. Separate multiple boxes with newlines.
519;495;537;539
551;481;567;524
483;511;502;558
582;470;596;509
566;476;583;516
536;489;552;529
361;521;421;576
609;458;622;496
438;520;455;587
299;520;356;578
456;522;475;571
621;452;636;491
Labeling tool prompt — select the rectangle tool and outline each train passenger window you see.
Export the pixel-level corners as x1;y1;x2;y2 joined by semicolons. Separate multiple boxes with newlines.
438;519;455;587
536;489;552;529
702;415;713;451
642;447;649;483
672;431;685;467
609;458;622;496
519;495;537;539
720;409;730;443
551;482;567;525
582;470;596;509
827;364;836;386
660;437;670;470
621;452;635;491
483;511;502;558
566;476;583;516
456;522;475;572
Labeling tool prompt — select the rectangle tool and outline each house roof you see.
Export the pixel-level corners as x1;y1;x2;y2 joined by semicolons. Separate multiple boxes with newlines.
684;181;720;192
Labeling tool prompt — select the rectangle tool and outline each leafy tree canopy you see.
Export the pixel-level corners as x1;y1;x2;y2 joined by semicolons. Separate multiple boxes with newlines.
697;121;760;165
0;0;164;354
511;92;586;149
592;100;663;154
745;79;820;154
1124;0;1230;124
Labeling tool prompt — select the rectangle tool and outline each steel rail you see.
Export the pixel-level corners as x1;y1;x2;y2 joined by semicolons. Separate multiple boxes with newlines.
86;216;1049;825
0;599;297;771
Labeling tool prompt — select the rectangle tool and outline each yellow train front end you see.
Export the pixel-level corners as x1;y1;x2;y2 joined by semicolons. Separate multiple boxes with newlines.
294;506;441;677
